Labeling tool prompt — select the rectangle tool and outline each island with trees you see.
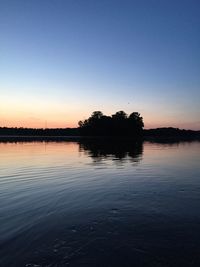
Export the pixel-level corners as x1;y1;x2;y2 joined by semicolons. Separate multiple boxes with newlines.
0;110;200;141
78;111;144;137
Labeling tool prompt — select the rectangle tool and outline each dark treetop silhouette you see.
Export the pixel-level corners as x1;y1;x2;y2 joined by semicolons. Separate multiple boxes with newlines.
78;111;144;137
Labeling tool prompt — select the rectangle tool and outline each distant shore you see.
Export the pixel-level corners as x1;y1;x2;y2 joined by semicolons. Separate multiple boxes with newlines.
0;126;200;142
0;135;82;142
0;134;199;142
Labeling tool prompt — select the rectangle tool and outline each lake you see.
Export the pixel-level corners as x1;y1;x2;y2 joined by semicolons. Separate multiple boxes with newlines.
1;140;200;267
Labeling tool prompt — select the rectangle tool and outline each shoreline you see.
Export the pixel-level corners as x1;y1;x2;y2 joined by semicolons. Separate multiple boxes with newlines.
0;135;200;142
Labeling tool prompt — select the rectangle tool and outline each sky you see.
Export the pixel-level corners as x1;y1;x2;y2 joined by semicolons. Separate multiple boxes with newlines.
0;0;200;129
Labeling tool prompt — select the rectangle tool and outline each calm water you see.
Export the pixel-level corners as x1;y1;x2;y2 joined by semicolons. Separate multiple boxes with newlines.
1;140;200;267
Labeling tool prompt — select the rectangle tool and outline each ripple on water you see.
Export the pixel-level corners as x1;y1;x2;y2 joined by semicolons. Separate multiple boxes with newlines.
1;141;200;266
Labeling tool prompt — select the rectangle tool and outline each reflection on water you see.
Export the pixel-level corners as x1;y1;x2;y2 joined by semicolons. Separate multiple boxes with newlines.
79;139;143;162
1;140;200;267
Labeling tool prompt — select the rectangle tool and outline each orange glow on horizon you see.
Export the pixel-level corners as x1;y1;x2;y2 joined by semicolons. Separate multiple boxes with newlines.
0;95;199;130
1;117;199;130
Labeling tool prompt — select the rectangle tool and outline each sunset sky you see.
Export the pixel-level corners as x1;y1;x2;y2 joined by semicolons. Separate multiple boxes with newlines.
1;0;200;129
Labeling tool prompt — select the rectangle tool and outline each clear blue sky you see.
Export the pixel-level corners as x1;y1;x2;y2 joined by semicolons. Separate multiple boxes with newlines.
0;0;200;129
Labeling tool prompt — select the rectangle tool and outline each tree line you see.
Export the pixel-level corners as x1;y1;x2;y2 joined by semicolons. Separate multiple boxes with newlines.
1;111;200;140
0;127;79;136
78;111;144;137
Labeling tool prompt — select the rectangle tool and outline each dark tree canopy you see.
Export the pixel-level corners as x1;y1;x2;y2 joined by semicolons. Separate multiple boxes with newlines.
112;111;127;120
78;111;144;137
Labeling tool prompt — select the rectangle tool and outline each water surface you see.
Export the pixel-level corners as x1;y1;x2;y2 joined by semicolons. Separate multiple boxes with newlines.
1;140;200;266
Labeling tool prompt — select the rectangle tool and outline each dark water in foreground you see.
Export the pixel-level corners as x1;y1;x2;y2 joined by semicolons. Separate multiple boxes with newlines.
1;140;200;267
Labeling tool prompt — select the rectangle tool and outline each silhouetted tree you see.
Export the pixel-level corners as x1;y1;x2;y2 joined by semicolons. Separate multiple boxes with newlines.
112;111;127;120
128;112;144;136
91;111;104;119
78;110;144;137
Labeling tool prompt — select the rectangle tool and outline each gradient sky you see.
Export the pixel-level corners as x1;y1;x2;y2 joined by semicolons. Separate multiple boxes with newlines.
1;0;200;129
